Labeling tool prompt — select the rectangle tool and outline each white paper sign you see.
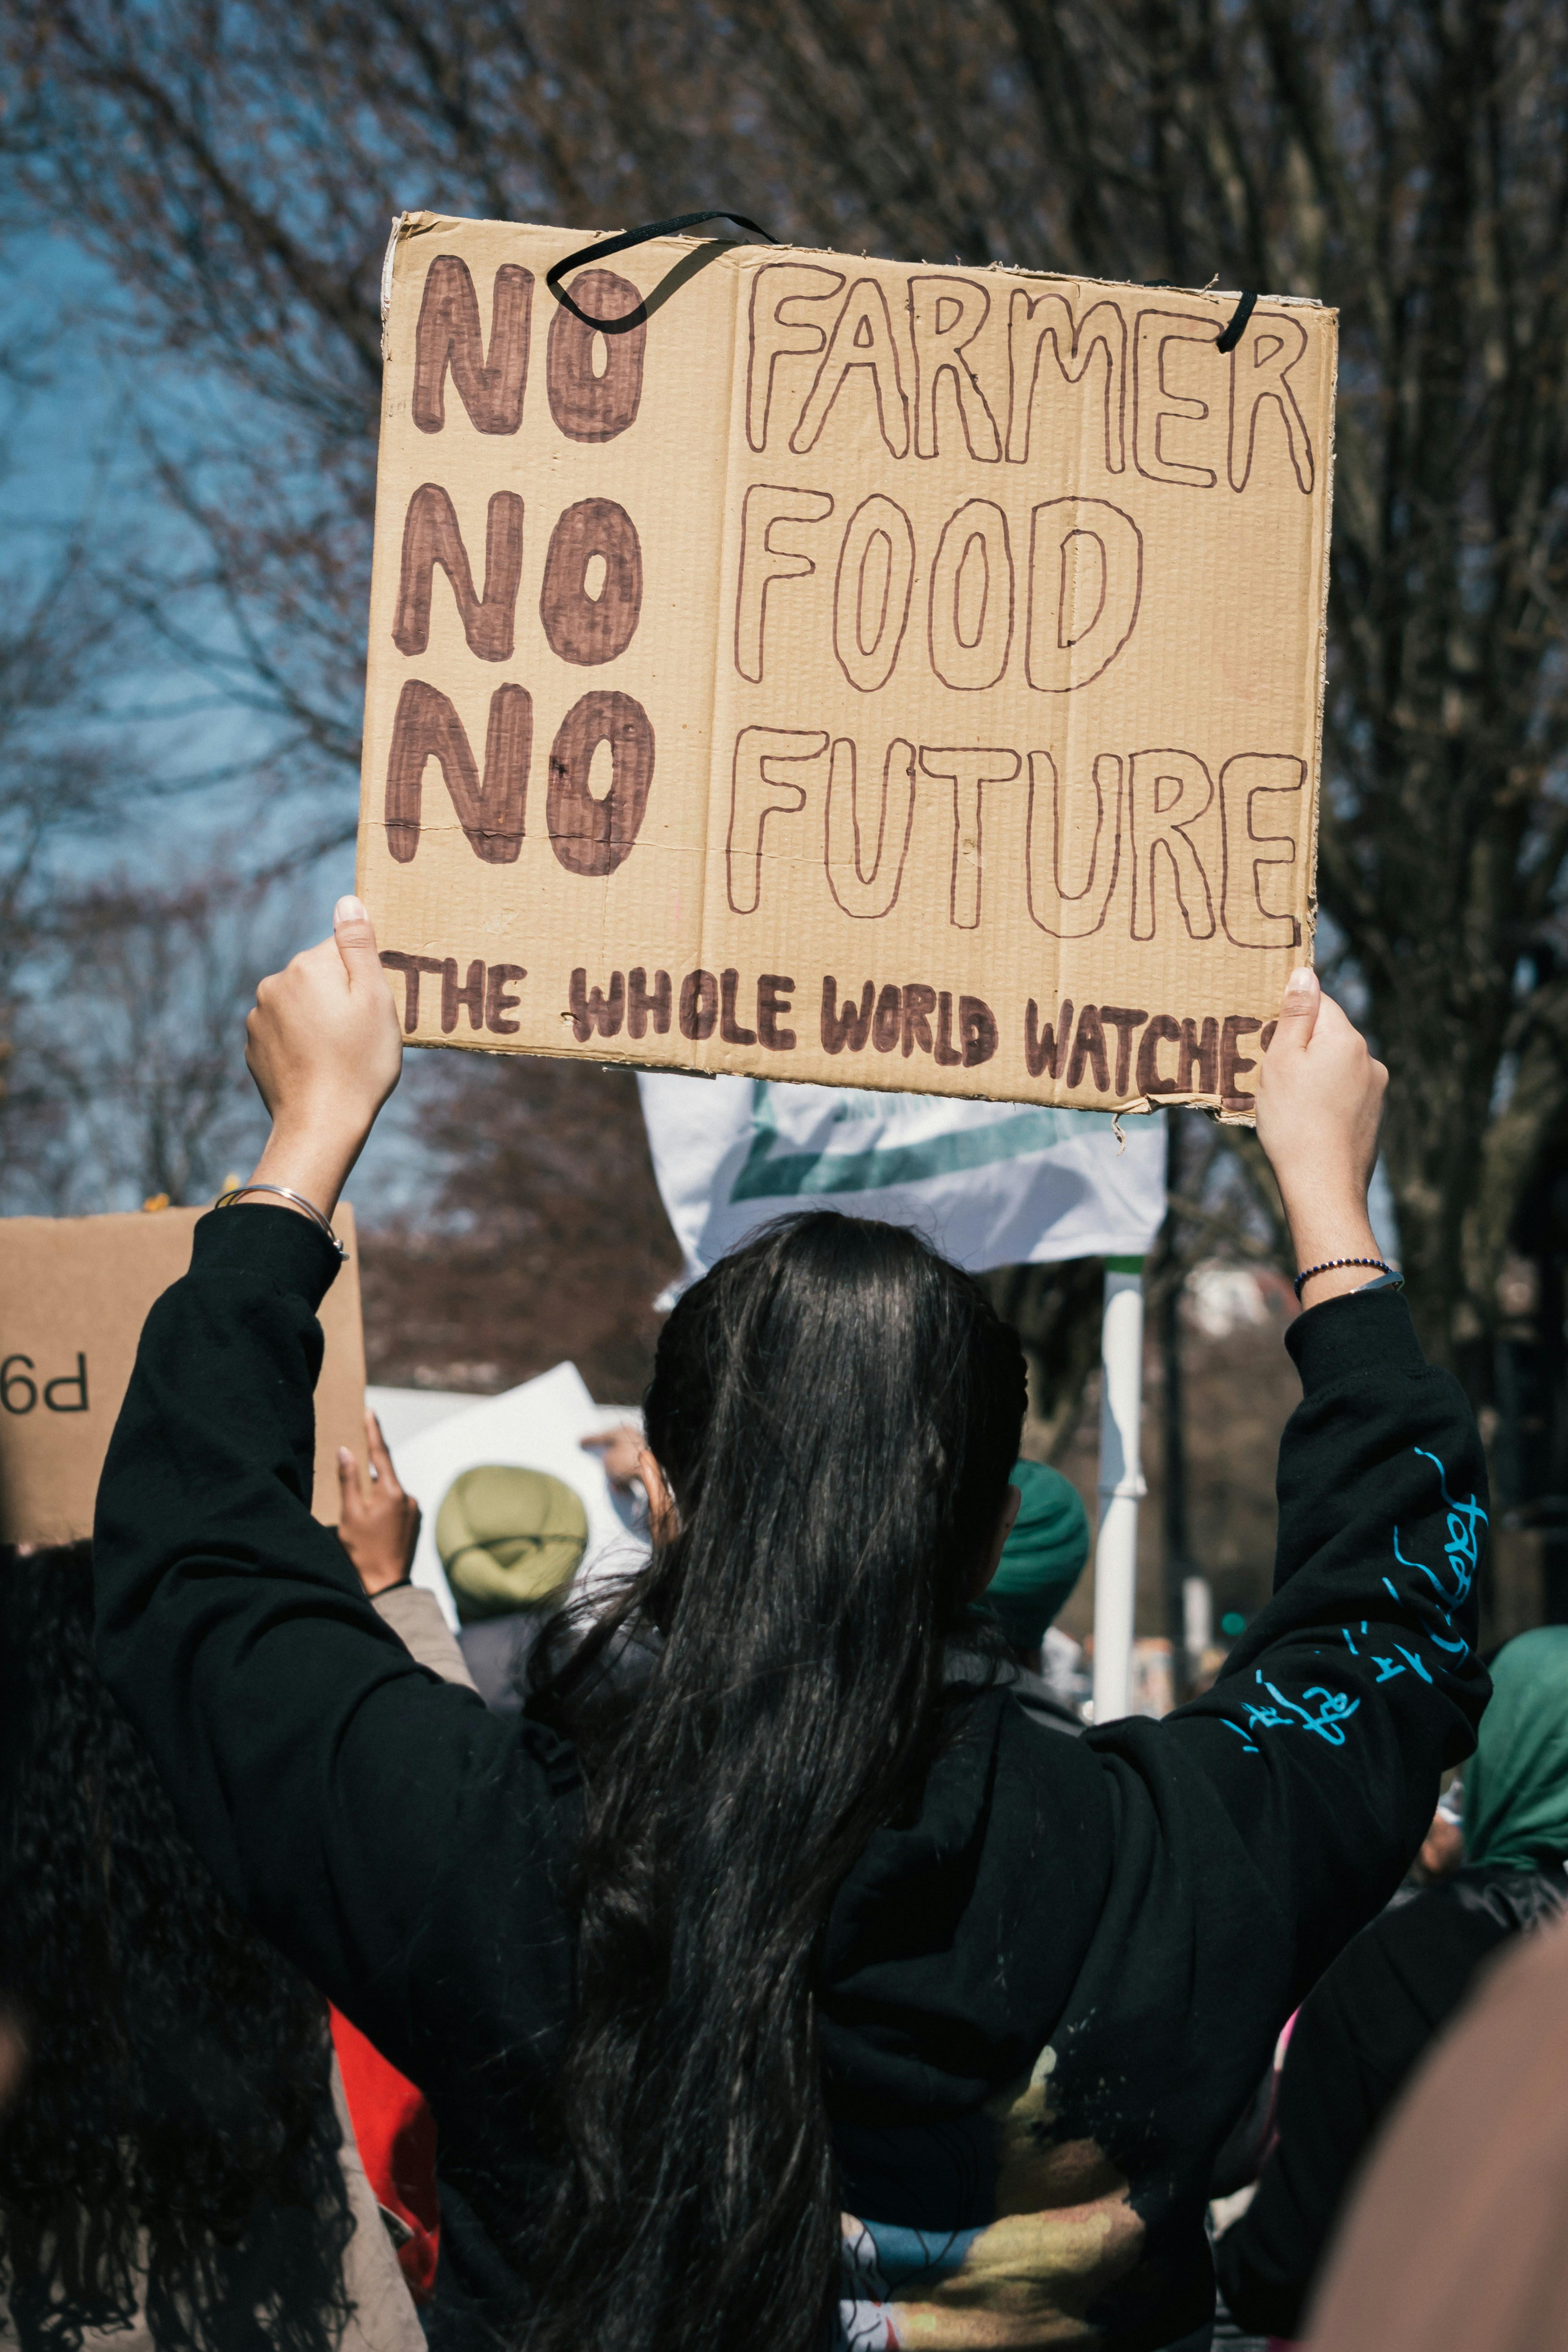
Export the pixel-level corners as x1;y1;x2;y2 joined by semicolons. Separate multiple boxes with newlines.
640;1075;1166;1286
390;1360;649;1628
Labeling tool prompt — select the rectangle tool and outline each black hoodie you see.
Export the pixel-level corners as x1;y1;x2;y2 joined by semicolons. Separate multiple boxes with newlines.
93;1210;1489;2350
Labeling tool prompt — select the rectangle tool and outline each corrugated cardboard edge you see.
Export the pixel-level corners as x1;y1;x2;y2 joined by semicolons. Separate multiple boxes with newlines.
1212;304;1336;1130
314;1200;369;1522
358;214;1340;1131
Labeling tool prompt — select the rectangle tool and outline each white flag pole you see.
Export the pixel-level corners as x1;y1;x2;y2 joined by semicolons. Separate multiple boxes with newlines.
1092;1257;1147;1724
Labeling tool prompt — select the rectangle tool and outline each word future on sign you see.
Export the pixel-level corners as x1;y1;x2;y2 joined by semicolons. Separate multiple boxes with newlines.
357;213;1336;1115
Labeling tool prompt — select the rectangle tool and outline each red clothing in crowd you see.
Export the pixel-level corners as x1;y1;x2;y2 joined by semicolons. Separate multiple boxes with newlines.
331;2006;441;2302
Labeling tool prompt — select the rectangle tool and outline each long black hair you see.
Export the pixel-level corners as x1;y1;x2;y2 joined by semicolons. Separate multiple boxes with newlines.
525;1211;1027;2352
0;1544;354;2352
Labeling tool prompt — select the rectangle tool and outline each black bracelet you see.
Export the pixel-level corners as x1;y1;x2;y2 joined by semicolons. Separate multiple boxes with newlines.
1293;1256;1400;1301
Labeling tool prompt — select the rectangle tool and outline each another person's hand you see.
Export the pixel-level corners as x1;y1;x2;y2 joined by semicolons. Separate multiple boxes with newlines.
336;1411;422;1596
1410;1805;1463;1886
581;1423;646;1491
240;896;402;1219
1254;967;1389;1307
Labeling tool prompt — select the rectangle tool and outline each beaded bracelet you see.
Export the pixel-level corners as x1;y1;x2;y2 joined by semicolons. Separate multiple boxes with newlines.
214;1183;347;1259
1293;1256;1399;1302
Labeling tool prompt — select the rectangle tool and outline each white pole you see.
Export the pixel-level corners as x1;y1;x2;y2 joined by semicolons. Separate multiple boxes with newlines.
1182;1573;1214;1667
1092;1258;1146;1724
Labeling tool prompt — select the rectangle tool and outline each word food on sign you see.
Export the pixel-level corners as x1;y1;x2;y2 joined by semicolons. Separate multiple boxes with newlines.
356;214;1336;1116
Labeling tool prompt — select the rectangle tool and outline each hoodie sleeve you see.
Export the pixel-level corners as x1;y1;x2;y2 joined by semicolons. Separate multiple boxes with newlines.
1088;1284;1490;2001
91;1207;576;2089
1000;1287;1496;2348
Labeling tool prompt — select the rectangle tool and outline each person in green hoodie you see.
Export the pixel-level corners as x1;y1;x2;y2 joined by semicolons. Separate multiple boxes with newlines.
1218;1626;1568;2341
1462;1626;1568;1869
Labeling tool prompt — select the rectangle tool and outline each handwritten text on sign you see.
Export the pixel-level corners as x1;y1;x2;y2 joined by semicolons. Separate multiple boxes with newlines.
356;215;1334;1114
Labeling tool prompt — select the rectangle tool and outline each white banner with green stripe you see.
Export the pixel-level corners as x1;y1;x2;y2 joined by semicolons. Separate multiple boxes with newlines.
639;1074;1166;1288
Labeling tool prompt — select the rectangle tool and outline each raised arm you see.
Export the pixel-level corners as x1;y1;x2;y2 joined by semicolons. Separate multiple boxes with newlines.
1253;962;1390;1310
92;903;576;2092
235;891;405;1228
1224;968;1486;1927
1087;971;1489;1994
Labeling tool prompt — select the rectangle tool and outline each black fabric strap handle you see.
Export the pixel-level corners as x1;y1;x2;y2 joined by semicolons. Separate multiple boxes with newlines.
546;211;778;332
1216;288;1258;353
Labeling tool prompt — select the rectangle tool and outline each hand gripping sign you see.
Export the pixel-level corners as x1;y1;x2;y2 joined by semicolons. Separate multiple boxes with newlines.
357;212;1335;1119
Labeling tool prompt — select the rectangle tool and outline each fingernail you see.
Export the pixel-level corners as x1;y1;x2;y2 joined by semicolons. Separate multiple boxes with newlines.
1284;967;1315;1000
338;1445;354;1463
336;895;367;924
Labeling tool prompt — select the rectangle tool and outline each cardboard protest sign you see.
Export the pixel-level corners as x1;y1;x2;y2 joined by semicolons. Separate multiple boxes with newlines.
0;1205;367;1545
358;213;1335;1117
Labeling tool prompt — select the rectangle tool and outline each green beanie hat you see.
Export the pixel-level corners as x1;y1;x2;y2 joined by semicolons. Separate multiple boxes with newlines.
1464;1626;1568;1872
983;1459;1091;1653
435;1464;589;1624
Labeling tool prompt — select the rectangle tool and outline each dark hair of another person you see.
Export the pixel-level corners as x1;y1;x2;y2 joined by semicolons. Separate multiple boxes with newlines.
526;1212;1028;2352
0;1545;353;2352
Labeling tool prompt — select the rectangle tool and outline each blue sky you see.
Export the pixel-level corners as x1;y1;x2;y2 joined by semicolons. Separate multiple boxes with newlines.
0;226;444;1214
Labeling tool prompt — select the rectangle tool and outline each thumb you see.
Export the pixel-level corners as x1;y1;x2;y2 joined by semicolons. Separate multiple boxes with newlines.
334;895;383;986
1269;964;1320;1053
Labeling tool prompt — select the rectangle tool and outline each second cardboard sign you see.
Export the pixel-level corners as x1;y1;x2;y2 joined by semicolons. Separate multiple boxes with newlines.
0;1204;368;1545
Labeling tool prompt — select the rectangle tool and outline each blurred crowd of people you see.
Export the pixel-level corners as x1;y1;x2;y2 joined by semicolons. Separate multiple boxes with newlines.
9;1409;1568;2350
4;941;1565;2352
0;1406;1098;2351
